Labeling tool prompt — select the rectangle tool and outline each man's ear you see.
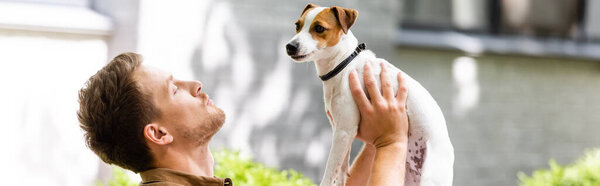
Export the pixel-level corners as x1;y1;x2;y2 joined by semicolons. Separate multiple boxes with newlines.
301;3;318;16
144;124;173;145
331;6;359;34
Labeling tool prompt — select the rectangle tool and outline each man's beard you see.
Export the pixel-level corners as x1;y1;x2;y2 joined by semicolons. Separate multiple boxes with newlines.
180;108;226;146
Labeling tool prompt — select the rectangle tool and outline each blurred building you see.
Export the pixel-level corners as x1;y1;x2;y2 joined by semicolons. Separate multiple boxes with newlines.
1;0;599;185
0;0;110;185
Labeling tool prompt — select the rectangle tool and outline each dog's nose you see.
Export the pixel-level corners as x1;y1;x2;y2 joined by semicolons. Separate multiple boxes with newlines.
286;42;298;55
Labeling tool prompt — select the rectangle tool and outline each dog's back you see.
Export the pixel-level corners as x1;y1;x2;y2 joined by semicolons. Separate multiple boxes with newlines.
349;51;455;186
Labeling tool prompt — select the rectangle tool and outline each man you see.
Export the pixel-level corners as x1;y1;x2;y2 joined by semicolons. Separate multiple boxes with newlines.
78;52;409;186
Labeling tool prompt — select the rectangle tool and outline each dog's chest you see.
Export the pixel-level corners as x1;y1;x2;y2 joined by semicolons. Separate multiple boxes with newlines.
322;81;346;109
321;52;374;110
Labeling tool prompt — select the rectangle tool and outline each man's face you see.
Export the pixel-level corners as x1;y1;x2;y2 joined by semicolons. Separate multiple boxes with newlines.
133;65;225;146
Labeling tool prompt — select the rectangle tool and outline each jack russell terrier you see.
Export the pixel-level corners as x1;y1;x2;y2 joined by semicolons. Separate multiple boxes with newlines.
285;4;454;186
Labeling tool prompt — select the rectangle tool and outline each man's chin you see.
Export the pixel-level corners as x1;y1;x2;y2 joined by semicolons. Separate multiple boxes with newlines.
186;111;226;146
214;108;226;127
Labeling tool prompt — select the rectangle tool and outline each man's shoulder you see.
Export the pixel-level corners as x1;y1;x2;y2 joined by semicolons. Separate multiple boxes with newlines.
139;180;185;186
139;168;231;186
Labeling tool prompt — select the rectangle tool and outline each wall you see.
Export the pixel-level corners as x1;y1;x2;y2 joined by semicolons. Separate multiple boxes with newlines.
1;0;89;7
394;47;600;185
0;24;108;186
586;0;600;40
0;1;111;185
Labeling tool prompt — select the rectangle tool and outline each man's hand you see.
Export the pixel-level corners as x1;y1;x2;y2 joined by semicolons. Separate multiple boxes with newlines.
350;62;409;148
348;62;409;186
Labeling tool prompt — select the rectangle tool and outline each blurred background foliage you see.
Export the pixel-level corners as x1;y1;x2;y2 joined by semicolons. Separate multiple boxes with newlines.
214;149;317;186
519;149;600;186
96;167;137;186
96;149;316;186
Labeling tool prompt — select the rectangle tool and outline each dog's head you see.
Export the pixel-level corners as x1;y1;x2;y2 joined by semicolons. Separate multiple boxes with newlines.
286;4;358;62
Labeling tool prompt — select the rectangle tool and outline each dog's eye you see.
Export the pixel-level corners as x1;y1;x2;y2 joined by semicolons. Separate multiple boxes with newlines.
314;25;325;33
295;22;300;31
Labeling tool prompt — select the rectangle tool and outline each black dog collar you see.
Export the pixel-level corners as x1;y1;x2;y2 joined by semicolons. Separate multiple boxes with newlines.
319;43;366;81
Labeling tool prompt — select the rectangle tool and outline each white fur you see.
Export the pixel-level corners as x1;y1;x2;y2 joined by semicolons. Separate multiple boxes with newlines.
287;6;454;186
288;7;326;61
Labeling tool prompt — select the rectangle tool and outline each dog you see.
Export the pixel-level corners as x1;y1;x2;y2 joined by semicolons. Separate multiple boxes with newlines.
285;4;454;186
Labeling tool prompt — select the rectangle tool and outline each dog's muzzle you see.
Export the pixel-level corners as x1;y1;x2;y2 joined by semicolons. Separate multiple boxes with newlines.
286;41;299;56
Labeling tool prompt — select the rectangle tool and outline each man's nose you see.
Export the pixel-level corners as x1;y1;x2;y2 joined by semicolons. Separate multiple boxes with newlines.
193;81;202;96
286;41;299;55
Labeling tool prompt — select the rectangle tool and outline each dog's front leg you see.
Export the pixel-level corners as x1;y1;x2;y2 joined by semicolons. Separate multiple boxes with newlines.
320;128;356;186
322;105;359;185
337;147;351;186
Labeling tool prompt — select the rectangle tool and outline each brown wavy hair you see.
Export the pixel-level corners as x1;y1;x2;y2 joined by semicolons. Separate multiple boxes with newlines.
77;52;160;173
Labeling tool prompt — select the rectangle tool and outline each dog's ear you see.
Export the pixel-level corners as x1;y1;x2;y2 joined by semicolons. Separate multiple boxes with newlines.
331;6;358;34
301;3;318;16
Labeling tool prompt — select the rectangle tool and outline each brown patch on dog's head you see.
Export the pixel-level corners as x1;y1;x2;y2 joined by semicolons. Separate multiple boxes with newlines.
308;6;358;48
330;6;358;34
301;3;317;16
294;3;319;33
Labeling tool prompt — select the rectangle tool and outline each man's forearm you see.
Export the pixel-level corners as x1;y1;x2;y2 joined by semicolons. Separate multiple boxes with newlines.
369;142;408;186
347;143;376;186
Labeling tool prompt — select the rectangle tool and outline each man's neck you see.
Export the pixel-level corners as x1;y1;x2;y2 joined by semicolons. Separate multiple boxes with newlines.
155;144;214;177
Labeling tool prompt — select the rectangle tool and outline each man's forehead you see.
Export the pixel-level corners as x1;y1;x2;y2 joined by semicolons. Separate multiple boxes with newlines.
135;65;169;80
133;65;169;93
135;65;160;76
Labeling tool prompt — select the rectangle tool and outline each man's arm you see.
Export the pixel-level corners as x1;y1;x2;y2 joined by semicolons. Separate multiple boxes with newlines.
347;62;410;186
346;143;375;186
370;142;407;186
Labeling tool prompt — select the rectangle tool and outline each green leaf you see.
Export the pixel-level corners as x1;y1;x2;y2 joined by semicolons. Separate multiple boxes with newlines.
214;148;317;186
96;166;137;186
95;148;317;186
518;148;600;186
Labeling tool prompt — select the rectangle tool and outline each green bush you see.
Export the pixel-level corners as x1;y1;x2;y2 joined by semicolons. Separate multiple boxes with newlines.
97;149;316;186
96;166;137;186
214;149;317;186
518;148;600;186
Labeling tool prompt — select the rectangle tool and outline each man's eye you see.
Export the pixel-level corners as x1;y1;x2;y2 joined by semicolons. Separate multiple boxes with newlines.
172;85;178;94
314;25;325;33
